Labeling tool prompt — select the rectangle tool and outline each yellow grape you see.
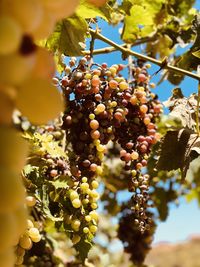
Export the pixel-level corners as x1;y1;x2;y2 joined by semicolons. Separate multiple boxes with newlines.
41;0;79;20
0;0;43;33
0;249;15;267
0;213;18;253
31;47;55;80
31;234;41;243
19;234;32;250
32;10;56;40
26;196;37;207
0;126;29;172
16;77;63;125
0;16;22;55
14;206;28;237
0;167;25;213
0;91;15;125
28;227;40;239
0;52;35;86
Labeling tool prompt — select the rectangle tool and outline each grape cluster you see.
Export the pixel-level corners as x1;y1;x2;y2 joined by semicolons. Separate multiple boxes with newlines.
61;57;162;233
15;196;42;265
118;207;156;266
0;1;80;264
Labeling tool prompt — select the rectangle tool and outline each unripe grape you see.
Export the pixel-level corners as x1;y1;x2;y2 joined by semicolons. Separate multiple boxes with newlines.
89;211;98;221
91;180;99;189
72;234;81;245
119;81;128;90
83;227;89;234
26;196;36;207
89;225;98;233
85;215;92;222
71;219;81;231
70;191;79;201
96;166;103;175
19;234;32;250
27;219;34;229
91;203;98;209
28;227;40;239
89;113;95;120
82;177;88;183
72;199;81;208
82;199;89;205
31;234;41;243
80;182;89;192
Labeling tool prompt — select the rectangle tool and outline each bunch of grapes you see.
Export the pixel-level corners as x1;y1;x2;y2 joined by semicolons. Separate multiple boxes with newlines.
61;57;162;233
118;207;156;266
0;1;81;264
14;195;42;266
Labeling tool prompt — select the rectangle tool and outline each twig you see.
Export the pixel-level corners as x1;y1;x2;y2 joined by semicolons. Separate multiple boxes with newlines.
196;82;200;135
83;36;156;56
88;29;200;81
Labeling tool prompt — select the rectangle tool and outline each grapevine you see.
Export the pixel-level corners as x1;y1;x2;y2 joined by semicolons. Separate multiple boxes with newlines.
0;0;200;266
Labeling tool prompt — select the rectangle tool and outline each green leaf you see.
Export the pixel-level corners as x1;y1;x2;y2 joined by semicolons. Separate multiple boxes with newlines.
76;0;112;21
46;15;88;56
75;238;93;262
49;179;68;190
122;5;153;42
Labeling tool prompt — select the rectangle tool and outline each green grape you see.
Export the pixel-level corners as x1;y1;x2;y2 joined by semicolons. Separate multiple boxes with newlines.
0;0;43;33
28;227;40;239
0;16;22;55
83;227;89;234
0;167;25;213
89;225;98;233
69;191;79;201
71;219;81;231
72;199;81;209
0;126;29;172
91;180;99;189
16;77;63;125
72;234;81;245
80;182;89;192
26;196;36;207
89;211;98;221
0;52;35;86
30;234;41;243
19;234;32;250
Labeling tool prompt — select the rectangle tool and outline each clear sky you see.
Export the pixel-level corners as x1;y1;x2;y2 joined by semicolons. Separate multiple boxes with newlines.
92;1;200;244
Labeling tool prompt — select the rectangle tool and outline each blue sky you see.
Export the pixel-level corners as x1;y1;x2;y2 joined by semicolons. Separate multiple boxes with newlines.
91;1;200;244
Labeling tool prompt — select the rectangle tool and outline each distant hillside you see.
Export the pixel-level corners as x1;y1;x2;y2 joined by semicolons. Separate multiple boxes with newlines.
145;235;200;267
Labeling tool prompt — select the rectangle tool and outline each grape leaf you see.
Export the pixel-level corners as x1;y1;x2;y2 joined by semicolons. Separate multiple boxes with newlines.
75;238;93;262
163;89;197;130
76;0;112;21
46;15;88;56
157;129;200;179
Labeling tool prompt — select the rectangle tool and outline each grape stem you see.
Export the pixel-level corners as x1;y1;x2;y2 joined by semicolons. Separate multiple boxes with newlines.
87;29;200;81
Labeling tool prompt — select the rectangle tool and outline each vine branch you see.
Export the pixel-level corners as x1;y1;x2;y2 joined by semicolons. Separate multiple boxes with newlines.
88;29;200;81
